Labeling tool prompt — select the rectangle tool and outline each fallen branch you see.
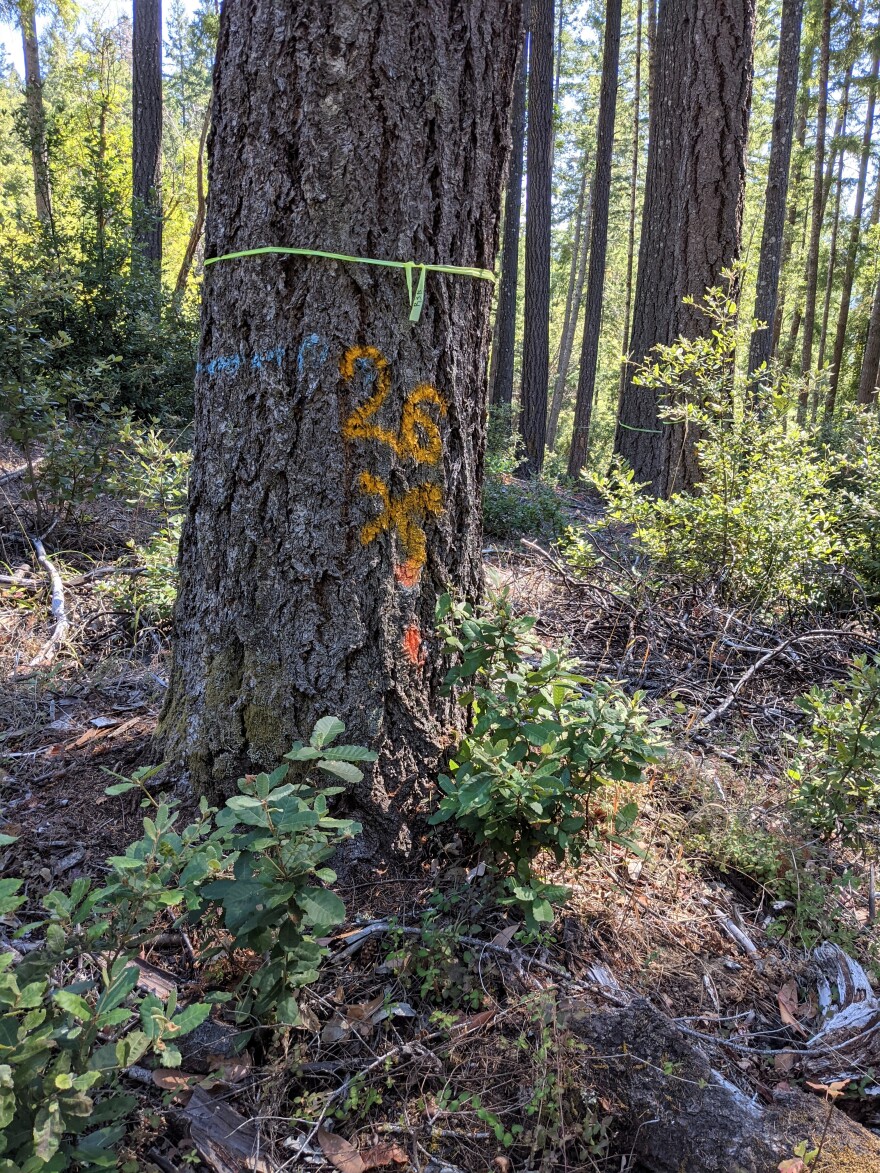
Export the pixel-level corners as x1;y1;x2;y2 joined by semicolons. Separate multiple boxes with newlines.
28;539;70;667
330;919;628;1005
1;565;146;592
693;629;874;730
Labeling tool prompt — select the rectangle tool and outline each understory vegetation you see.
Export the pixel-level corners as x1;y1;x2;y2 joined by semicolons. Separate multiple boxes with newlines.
4;0;880;1167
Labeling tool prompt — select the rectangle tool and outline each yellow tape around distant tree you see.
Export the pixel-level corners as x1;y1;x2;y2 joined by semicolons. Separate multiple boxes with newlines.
203;245;495;322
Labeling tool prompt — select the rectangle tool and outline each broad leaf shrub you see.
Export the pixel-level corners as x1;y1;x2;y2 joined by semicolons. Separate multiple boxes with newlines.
0;716;366;1169
830;410;880;604
583;281;841;609
430;593;666;927
790;656;880;842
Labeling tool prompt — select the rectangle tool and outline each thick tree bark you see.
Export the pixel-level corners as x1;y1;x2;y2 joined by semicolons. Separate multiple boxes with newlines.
132;0;163;269
619;0;644;405
162;0;521;855
798;0;831;416
489;3;529;413
747;0;802;379
826;47;880;417
20;3;53;232
519;0;555;476
546;147;591;450
614;0;754;497
566;0;622;478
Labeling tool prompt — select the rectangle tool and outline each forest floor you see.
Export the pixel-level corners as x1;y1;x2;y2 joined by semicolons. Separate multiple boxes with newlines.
2;452;880;1172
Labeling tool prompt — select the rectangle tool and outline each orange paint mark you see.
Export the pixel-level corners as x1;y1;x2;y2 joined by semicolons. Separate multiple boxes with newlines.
403;623;426;666
394;561;421;588
341;345;446;464
358;473;442;574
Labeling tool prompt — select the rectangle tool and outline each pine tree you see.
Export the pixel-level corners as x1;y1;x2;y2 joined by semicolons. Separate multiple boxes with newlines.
567;0;622;478
519;0;555;475
748;0;803;379
614;0;755;496
161;0;522;854
132;0;163;267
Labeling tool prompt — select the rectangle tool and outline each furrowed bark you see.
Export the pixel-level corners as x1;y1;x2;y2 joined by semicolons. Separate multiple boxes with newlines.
614;0;754;496
519;0;555;475
162;0;521;856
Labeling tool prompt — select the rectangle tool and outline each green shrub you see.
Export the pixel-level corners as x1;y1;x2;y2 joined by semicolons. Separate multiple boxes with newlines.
588;282;840;608
430;593;665;927
790;656;880;842
0;716;366;1168
830;412;880;603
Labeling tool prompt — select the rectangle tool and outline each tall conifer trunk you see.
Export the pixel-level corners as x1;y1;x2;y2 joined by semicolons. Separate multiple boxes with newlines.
826;47;880;417
489;3;529;413
567;0;622;478
162;0;521;855
614;0;754;496
132;0;163;268
748;0;802;379
519;0;555;475
798;0;831;416
20;2;53;232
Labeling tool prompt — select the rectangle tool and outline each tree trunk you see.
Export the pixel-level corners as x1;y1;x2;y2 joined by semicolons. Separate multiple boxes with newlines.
174;105;211;302
566;0;622;479
771;63;811;356
519;0;555;476
747;0;802;379
826;47;880;418
857;270;880;406
161;0;521;857
547;146;591;450
489;3;530;413
614;0;754;497
798;0;831;416
132;0;163;269
816;123;846;380
20;3;53;233
619;0;644;406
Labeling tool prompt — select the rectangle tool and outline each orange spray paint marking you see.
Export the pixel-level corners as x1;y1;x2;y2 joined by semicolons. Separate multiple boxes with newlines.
394;560;421;588
358;473;442;574
403;623;426;666
341;346;446;463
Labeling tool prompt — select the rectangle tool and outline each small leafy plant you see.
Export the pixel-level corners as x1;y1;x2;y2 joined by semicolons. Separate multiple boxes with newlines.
0;716;368;1168
0;879;211;1173
790;656;880;842
587;280;840;609
430;593;665;926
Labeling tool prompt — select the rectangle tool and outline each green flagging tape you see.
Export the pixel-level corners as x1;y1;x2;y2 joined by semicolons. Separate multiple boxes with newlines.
204;245;495;322
618;421;662;434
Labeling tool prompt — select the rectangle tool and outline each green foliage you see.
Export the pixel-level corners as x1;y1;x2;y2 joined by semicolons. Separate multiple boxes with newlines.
482;412;566;540
100;422;192;625
588;284;840;608
790;656;880;842
102;717;369;1025
0;879;210;1173
430;592;665;927
0;716;366;1168
829;411;880;603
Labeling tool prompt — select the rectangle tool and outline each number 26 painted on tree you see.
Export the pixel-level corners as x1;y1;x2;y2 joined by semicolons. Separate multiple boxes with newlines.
340;345;447;463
